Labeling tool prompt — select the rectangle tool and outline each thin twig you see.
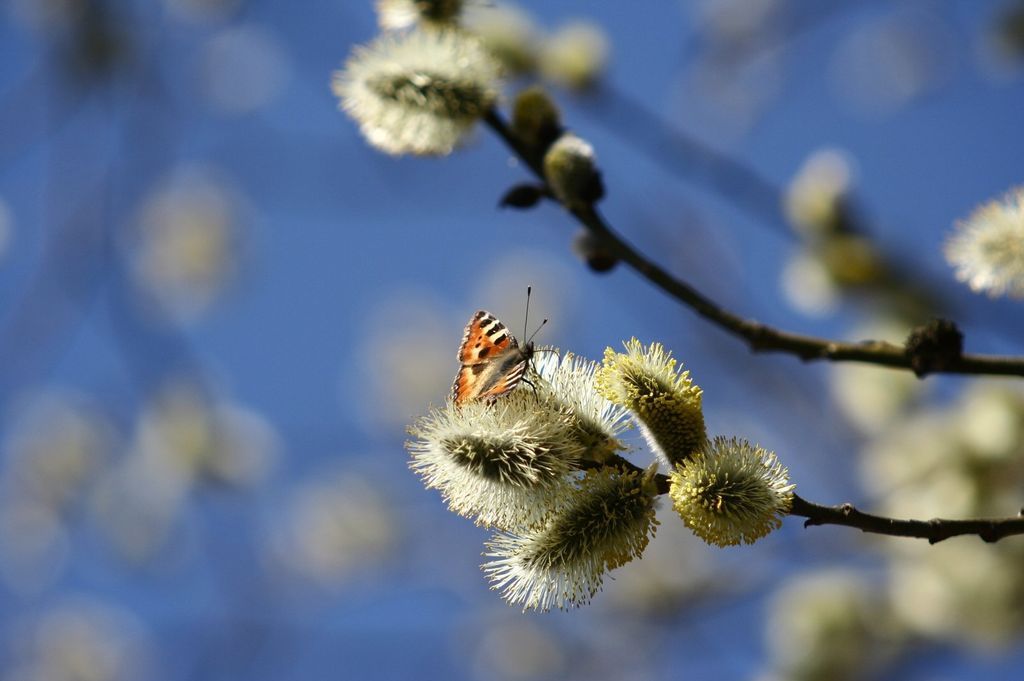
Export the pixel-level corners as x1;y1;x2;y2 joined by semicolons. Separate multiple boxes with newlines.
482;108;1024;378
789;495;1024;544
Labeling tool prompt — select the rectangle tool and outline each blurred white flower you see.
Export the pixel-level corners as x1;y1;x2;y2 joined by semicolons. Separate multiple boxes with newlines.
464;2;540;76
91;380;277;561
538;21;609;92
201;25;290;115
90;454;186;563
830;363;923;436
954;382;1024;460
134;381;277;488
353;291;452;431
780;251;841;317
887;540;1024;650
859;409;974;519
945;186;1024;299
127;166;243;321
267;473;398;587
783;148;855;238
470;617;567;681
0;392;101;586
0;499;68;594
864;380;1024;650
860;379;1024;519
475;250;577;333
8;599;151;681
829;318;923;435
766;570;904;681
3;390;112;512
334;29;501;156
829;10;952;116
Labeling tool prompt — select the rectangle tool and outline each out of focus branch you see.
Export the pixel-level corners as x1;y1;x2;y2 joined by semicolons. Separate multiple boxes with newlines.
585;84;788;236
482;108;1024;378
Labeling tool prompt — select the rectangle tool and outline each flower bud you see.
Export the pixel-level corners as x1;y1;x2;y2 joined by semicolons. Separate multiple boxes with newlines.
572;228;618;273
543;133;604;208
512;86;562;152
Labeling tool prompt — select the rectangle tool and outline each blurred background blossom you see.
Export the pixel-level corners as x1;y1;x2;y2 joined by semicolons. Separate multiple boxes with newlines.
124;166;245;323
265;470;399;588
6;598;152;681
829;9;955;117
199;24;290;116
0;0;1023;679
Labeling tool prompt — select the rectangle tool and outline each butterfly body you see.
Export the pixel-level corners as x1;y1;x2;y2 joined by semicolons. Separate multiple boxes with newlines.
452;310;535;405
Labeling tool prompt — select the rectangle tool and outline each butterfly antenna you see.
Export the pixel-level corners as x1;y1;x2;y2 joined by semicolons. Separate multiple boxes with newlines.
523;286;532;343
526;318;548;345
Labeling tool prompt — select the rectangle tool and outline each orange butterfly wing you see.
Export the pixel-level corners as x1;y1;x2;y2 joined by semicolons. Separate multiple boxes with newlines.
456;311;517;364
451;311;531;404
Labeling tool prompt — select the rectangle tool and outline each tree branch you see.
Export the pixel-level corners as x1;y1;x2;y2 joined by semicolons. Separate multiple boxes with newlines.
789;495;1024;544
482;108;1024;378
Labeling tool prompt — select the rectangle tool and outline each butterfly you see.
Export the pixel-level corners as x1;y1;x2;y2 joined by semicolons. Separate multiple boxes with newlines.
451;310;537;405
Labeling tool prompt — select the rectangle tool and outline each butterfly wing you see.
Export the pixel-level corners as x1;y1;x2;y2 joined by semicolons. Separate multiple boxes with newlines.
451;348;533;404
456;311;518;365
452;311;530;404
